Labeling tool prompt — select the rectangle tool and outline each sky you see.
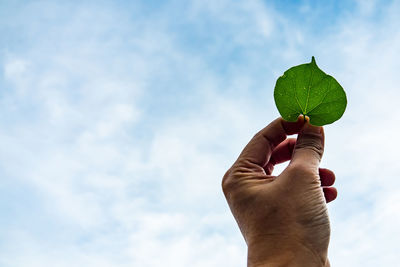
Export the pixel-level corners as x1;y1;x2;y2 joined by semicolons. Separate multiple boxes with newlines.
0;0;400;266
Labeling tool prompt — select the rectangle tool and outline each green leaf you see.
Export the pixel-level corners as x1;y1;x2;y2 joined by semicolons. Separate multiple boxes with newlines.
273;57;347;126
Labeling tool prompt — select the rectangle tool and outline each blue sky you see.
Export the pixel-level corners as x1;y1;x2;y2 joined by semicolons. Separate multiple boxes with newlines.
1;0;400;266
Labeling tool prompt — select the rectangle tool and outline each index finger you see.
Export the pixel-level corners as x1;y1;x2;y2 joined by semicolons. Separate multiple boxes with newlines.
236;117;304;169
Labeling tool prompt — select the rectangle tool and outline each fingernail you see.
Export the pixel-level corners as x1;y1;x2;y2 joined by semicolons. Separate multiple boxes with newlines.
296;114;304;122
303;122;322;134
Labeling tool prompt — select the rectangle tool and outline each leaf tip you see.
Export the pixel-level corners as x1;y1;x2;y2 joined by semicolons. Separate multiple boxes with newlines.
311;56;316;65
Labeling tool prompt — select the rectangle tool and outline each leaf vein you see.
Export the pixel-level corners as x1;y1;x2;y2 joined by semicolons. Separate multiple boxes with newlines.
304;64;315;114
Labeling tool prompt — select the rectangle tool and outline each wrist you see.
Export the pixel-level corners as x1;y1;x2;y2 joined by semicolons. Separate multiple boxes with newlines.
247;238;329;267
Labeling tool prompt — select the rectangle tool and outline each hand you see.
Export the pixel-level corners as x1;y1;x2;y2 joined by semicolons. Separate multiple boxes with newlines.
222;117;337;267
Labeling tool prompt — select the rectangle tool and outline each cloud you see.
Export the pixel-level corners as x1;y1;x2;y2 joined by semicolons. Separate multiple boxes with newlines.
1;0;400;266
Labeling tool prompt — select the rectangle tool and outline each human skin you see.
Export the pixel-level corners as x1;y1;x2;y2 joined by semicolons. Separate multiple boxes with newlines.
222;117;337;266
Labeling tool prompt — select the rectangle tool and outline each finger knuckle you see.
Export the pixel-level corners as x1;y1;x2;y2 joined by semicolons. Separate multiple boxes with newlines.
295;136;323;158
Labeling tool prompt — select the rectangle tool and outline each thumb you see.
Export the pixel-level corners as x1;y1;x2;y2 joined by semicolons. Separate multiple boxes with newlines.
291;122;324;170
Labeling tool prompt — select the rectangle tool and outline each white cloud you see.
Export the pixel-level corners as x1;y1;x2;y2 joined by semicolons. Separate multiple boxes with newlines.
4;58;29;79
1;0;400;266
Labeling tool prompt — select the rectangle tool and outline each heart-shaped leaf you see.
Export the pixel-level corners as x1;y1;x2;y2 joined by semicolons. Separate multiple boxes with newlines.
274;57;347;126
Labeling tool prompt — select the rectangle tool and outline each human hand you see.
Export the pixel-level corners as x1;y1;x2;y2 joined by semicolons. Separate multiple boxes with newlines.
222;117;337;266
